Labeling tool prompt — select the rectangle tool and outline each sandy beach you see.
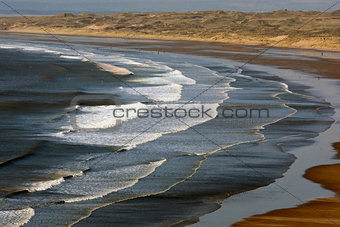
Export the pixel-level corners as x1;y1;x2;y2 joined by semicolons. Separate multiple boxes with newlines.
1;10;340;50
233;142;340;227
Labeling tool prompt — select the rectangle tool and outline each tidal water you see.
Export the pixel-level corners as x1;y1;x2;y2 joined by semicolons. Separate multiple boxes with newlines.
0;34;334;226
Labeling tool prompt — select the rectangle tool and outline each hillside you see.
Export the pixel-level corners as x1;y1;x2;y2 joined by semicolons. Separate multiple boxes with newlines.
1;10;340;50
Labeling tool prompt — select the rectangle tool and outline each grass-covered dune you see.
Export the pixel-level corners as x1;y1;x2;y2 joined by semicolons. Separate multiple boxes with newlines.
1;10;340;50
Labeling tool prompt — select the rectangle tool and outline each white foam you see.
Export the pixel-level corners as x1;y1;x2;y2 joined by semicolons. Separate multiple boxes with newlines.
24;178;65;192
52;159;166;203
0;43;137;76
74;102;146;129
54;103;219;148
0;43;61;55
0;43;196;104
59;55;85;60
154;70;196;85
120;62;196;102
58;131;163;149
119;59;197;86
0;207;35;227
131;71;196;87
142;60;196;85
1;177;66;193
53;169;86;178
85;52;149;67
122;83;182;102
114;57;149;67
0;45;16;49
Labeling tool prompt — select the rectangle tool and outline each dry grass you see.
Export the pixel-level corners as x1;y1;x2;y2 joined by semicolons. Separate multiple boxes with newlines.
1;10;340;50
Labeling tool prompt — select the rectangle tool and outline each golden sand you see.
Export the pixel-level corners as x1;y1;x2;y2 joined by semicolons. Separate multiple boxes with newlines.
233;142;340;227
1;10;340;51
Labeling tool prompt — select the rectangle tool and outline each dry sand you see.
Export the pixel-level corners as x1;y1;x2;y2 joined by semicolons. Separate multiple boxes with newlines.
1;10;339;51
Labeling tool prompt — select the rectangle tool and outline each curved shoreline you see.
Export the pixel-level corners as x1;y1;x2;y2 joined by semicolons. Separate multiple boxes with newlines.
233;142;340;226
187;61;339;227
1;33;338;225
1;30;340;53
62;39;338;226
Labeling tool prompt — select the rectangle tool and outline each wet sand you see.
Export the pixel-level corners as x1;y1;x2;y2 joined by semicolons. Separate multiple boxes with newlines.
3;31;338;79
96;62;133;75
135;41;340;79
233;142;340;227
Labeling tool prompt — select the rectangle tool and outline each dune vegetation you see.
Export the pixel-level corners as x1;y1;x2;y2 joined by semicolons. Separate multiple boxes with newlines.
1;10;340;50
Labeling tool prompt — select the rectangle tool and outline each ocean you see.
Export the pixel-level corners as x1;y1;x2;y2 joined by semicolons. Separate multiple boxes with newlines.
0;33;334;226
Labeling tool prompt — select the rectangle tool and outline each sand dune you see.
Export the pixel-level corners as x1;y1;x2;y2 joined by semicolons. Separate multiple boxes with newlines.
1;10;339;50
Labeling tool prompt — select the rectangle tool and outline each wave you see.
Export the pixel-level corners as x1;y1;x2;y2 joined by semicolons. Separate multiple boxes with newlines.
0;43;61;55
72;102;147;130
25;178;65;193
52;159;166;203
153;69;196;85
0;42;134;76
2;178;65;193
53;103;220;148
122;84;183;102
0;41;199;104
0;36;336;227
130;70;196;86
112;56;149;67
59;55;86;61
0;207;35;227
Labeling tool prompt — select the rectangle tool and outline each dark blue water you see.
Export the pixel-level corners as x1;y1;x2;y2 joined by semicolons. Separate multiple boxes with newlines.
0;34;334;226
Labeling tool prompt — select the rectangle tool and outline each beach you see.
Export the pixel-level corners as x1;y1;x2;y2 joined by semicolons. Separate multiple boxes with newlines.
0;32;339;226
233;143;340;226
1;9;340;50
112;36;340;226
185;44;340;226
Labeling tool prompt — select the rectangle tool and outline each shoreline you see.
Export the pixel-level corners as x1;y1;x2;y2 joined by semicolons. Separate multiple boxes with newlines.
179;50;339;225
233;142;340;226
1;34;334;226
2;31;339;80
1;9;339;51
58;35;340;226
2;30;340;53
190;62;340;226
